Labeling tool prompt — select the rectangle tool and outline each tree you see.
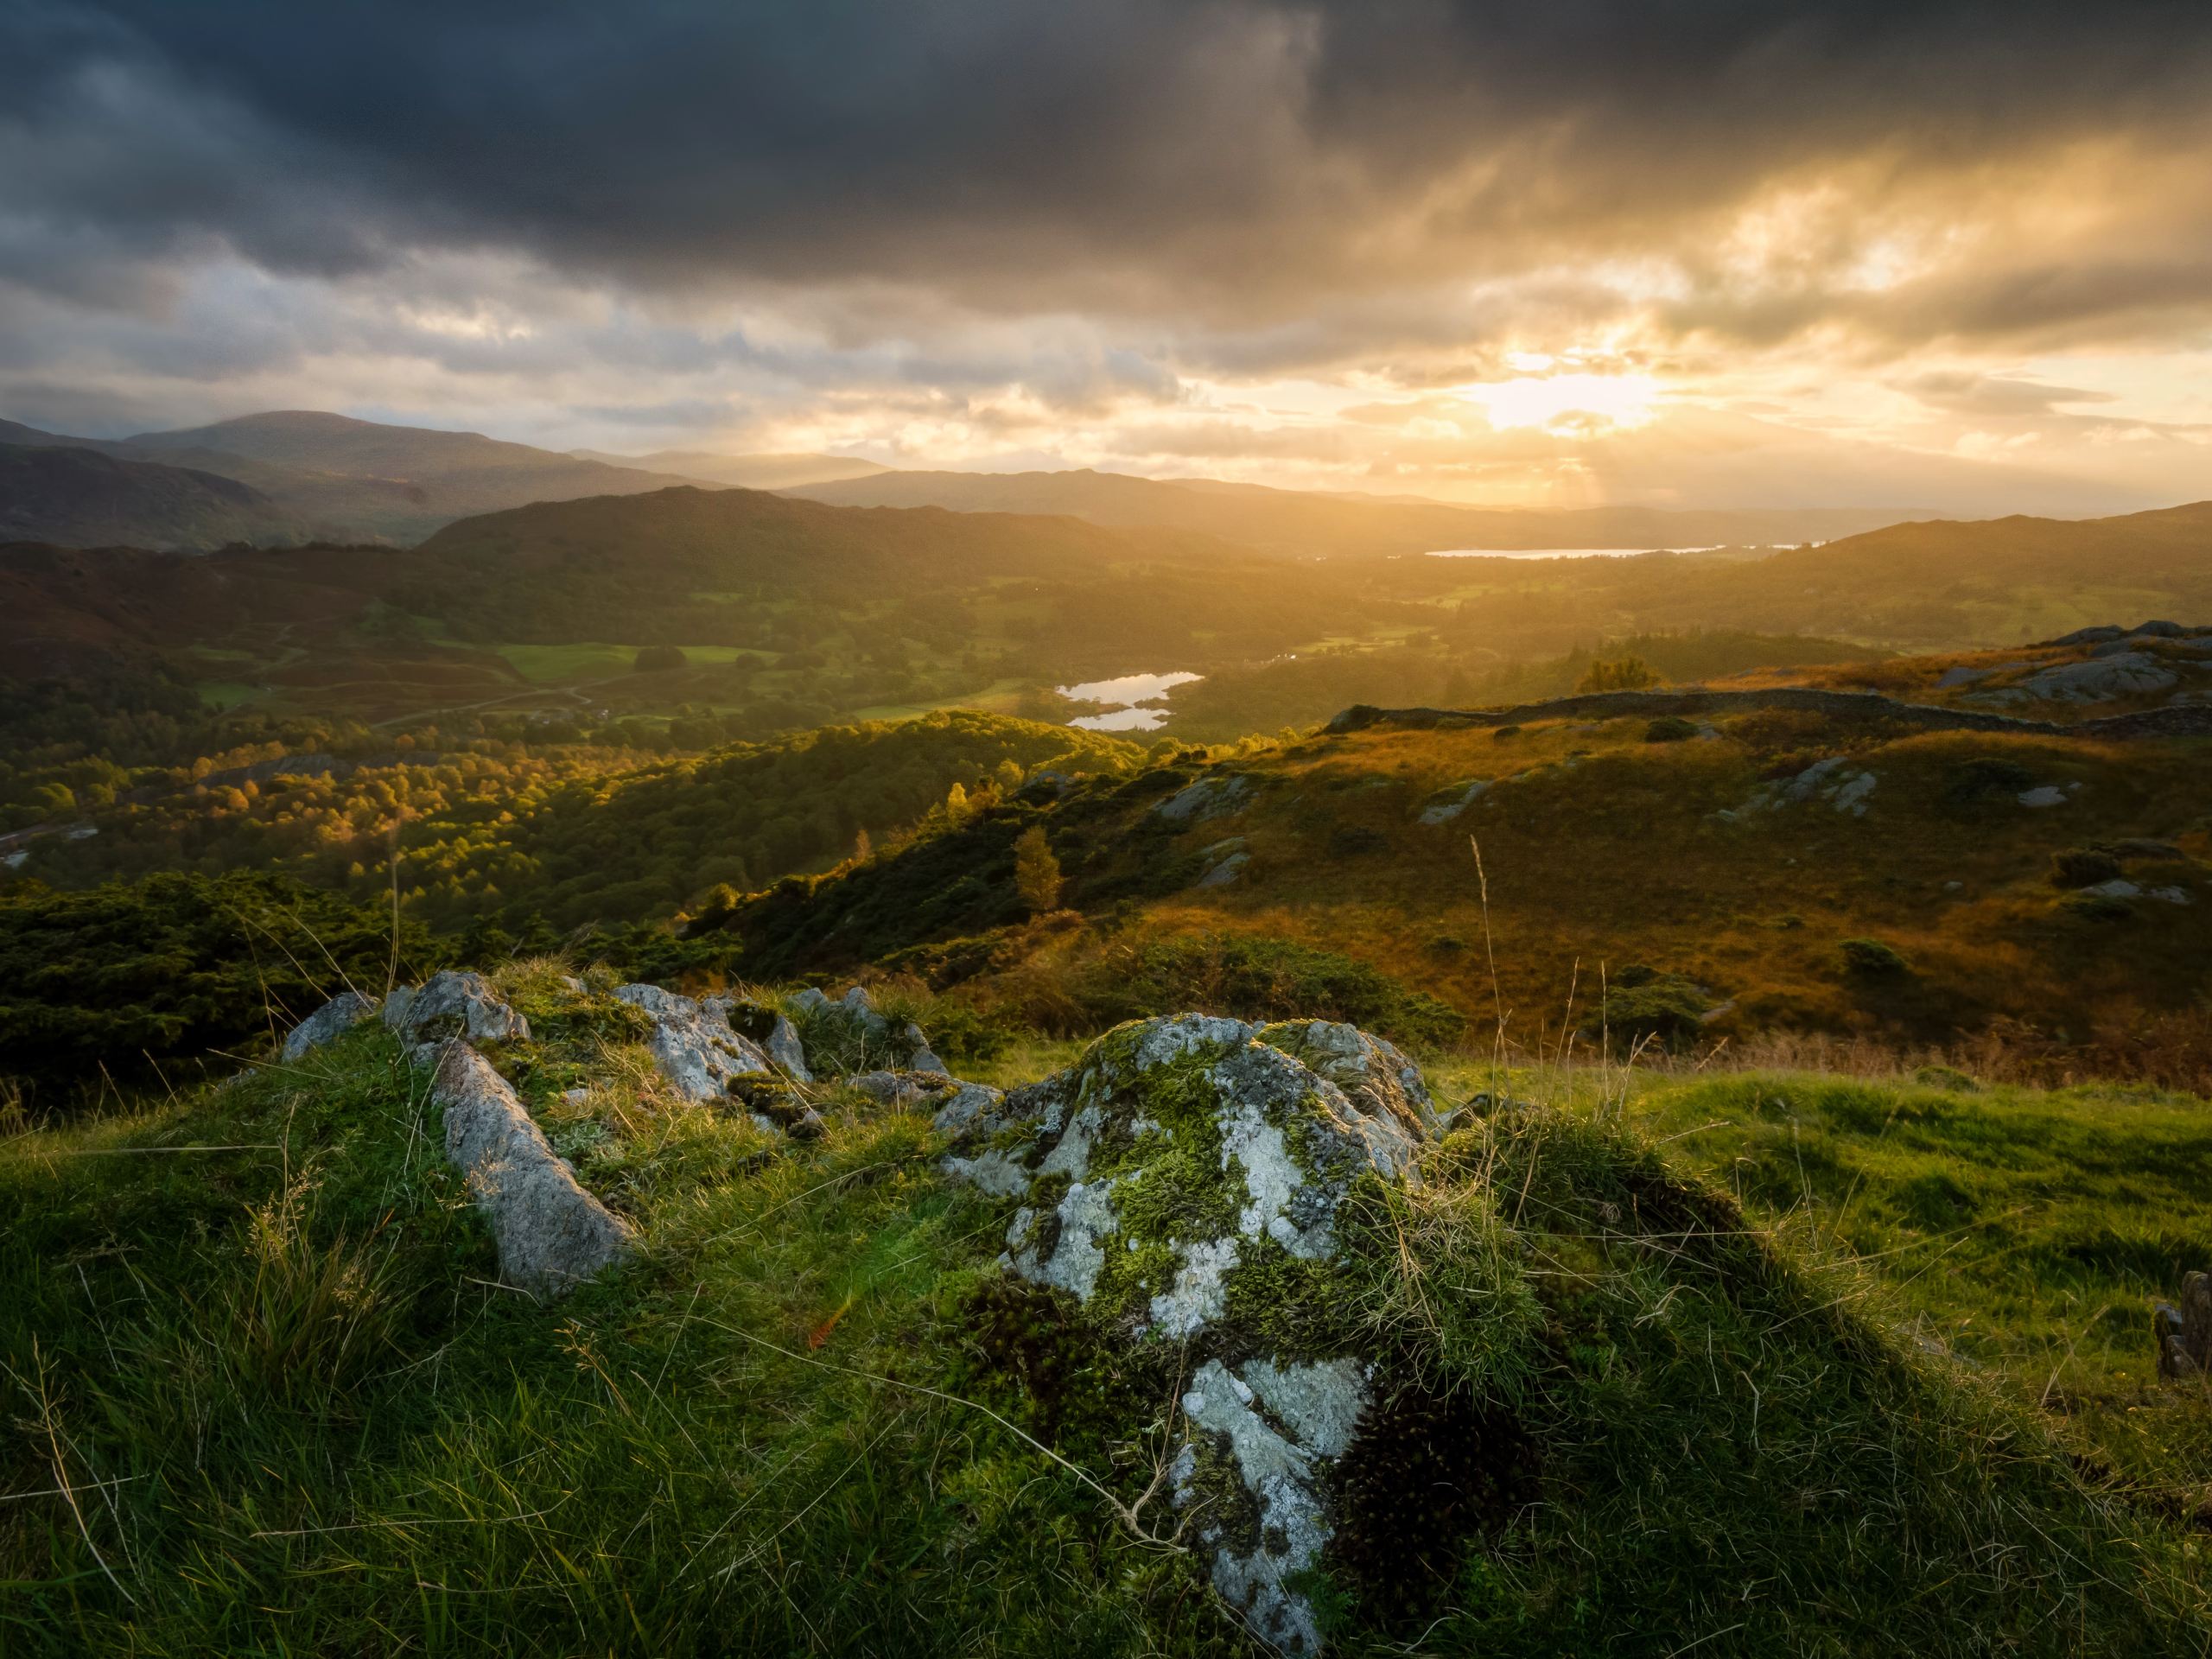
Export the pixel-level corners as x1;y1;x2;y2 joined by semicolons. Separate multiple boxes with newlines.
634;644;689;673
1575;655;1657;693
1013;825;1063;914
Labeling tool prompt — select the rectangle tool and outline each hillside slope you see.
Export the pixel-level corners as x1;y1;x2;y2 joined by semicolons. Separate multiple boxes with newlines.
716;628;2212;1083
120;411;733;541
0;442;322;550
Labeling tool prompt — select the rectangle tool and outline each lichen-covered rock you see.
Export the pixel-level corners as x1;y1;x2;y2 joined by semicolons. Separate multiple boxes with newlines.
710;995;814;1082
1174;1357;1370;1654
430;1042;635;1300
384;970;530;1046
283;989;380;1061
944;1012;1433;1653
614;983;773;1102
1257;1020;1444;1139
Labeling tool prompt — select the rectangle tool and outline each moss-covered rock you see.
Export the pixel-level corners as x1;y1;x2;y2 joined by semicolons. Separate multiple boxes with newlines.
942;1012;1447;1654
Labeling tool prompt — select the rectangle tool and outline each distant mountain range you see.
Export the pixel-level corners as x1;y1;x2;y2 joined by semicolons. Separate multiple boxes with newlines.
0;411;755;546
782;467;1937;556
0;407;1961;557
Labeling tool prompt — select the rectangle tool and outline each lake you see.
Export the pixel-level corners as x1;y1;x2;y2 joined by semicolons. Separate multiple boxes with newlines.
1057;671;1203;731
1425;545;1721;559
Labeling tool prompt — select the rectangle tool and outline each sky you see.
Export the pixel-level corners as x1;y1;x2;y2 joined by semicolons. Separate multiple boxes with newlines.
3;1;2210;515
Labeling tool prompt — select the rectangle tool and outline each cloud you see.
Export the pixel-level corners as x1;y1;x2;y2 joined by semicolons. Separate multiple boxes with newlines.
3;3;2209;505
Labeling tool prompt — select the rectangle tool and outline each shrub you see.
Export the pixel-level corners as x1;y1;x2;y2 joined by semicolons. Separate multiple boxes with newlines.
1326;825;1390;858
1942;756;2035;809
1839;937;1910;977
2050;848;2122;889
632;644;688;673
2060;890;2133;923
1582;966;1713;1050
1644;716;1699;743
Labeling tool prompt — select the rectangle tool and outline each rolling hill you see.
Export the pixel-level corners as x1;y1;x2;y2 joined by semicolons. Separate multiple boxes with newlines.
0;410;739;543
0;442;324;551
785;467;1934;556
569;448;892;489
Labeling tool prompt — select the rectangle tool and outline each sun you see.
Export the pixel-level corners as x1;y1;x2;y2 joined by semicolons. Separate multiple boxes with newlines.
1453;371;1661;431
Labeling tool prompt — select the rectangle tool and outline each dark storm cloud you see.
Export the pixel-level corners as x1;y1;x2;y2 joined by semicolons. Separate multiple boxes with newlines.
6;0;2211;347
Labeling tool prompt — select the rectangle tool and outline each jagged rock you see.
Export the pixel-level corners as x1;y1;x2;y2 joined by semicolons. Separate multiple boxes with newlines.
1256;1019;1444;1138
430;1043;635;1300
943;1013;1432;1652
2157;1270;2210;1378
2018;785;2069;808
709;995;813;1082
1154;773;1255;825
384;970;531;1046
615;983;773;1102
1193;837;1249;889
791;983;944;1074
283;990;380;1061
1417;779;1490;824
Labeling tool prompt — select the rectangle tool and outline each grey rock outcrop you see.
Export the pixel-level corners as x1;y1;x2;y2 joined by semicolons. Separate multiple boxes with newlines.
384;970;531;1046
2156;1270;2210;1378
1154;773;1255;825
1417;779;1491;824
2015;652;2178;705
941;1013;1433;1653
1719;755;1877;821
614;983;774;1102
430;1043;635;1300
283;990;381;1061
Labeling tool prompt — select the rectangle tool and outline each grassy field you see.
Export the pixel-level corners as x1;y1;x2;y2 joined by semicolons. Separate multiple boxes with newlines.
3;965;2206;1656
495;641;768;683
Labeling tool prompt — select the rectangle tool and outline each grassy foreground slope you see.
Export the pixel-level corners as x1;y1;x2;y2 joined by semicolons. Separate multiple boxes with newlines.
3;967;2207;1656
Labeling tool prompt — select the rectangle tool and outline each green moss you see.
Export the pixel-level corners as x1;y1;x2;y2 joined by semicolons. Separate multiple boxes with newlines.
1217;1234;1362;1361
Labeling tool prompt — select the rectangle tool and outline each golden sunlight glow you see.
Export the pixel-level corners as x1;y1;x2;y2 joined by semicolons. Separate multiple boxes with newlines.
1452;372;1661;431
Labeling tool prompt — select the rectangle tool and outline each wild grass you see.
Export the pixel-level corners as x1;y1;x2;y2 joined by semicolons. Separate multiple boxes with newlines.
3;986;2207;1655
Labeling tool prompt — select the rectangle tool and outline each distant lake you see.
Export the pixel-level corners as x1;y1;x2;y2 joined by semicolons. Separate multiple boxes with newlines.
1058;671;1202;731
1426;546;1721;560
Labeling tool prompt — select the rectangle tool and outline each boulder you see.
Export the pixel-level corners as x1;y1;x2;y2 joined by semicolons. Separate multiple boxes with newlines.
384;970;530;1046
1193;837;1250;889
283;989;380;1061
430;1043;635;1300
942;1014;1433;1653
1154;773;1255;825
614;983;773;1102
